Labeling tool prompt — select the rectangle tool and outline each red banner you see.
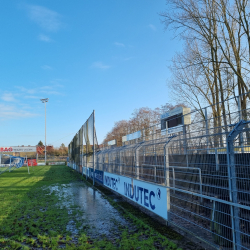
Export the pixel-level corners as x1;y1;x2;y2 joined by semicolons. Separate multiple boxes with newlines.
27;159;37;166
0;147;13;152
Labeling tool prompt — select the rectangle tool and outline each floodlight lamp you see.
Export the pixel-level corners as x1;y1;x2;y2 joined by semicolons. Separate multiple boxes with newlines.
40;98;49;103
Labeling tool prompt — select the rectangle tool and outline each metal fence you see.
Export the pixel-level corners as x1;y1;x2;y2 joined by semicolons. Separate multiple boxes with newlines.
68;93;250;249
91;93;250;250
68;110;99;174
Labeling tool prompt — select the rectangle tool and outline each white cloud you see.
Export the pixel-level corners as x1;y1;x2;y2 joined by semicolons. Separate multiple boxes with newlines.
114;42;125;47
16;84;64;97
24;95;40;99
38;34;53;42
91;62;111;69
16;86;36;95
1;92;16;102
27;5;61;32
148;24;156;31
41;65;53;70
0;104;37;120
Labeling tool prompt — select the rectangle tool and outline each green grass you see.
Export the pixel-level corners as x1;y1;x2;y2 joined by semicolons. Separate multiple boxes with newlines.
0;165;182;250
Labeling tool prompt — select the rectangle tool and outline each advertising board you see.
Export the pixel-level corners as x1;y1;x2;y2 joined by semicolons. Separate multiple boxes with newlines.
28;159;37;166
0;146;37;153
161;106;184;120
161;107;191;133
161;125;183;135
82;166;87;175
103;172;167;220
87;168;104;184
38;163;46;166
108;140;116;146
122;130;141;142
49;162;65;165
94;169;104;184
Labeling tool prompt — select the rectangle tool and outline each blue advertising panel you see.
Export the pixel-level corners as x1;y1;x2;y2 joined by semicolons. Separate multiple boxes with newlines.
88;168;94;178
82;166;87;175
103;172;167;220
87;168;104;184
94;169;104;184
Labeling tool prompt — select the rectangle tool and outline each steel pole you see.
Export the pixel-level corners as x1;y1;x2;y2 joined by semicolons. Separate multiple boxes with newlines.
93;110;95;186
45;102;47;165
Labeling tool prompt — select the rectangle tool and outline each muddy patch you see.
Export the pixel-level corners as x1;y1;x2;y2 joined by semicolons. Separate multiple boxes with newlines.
48;182;134;240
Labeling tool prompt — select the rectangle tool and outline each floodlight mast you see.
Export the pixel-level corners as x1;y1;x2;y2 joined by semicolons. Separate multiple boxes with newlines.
40;98;49;165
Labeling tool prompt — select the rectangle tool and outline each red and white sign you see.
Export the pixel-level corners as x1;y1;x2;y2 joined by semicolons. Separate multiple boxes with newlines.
0;146;37;153
27;159;37;166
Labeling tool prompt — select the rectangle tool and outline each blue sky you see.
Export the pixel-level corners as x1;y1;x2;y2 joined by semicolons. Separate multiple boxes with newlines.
0;1;182;147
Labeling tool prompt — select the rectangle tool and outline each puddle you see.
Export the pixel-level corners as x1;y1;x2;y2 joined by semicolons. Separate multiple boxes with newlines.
48;182;133;240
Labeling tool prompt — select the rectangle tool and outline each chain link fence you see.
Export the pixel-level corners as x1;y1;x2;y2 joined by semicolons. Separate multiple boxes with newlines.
69;94;250;249
68;111;99;173
94;93;250;250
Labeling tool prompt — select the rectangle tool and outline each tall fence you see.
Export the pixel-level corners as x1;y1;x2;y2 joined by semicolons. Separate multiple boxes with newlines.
68;110;99;176
69;93;250;250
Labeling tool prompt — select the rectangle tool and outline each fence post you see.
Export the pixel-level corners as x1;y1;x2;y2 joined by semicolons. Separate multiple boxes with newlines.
164;142;170;222
215;148;219;171
153;126;157;166
26;155;30;174
86;154;88;180
226;120;247;250
238;96;244;151
163;132;176;222
82;154;84;176
119;150;122;175
93;110;95;186
103;152;105;172
205;107;210;153
135;147;139;179
108;151;110;173
9;157;11;172
182;115;188;167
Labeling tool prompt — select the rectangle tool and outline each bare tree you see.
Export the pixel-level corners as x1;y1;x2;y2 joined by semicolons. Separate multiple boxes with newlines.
161;0;250;126
103;107;161;146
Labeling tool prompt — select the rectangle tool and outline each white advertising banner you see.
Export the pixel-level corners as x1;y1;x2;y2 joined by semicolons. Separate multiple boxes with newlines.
82;166;87;175
49;162;65;165
122;130;141;142
161;106;184;120
108;140;116;146
104;172;131;193
37;163;46;166
133;179;167;220
0;146;37;153
161;125;183;135
103;172;167;220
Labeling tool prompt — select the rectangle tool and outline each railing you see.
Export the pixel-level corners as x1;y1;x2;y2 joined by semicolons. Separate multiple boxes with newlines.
69;92;250;250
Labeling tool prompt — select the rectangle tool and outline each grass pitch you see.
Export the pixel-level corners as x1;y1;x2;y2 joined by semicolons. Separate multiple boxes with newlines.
0;165;182;250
